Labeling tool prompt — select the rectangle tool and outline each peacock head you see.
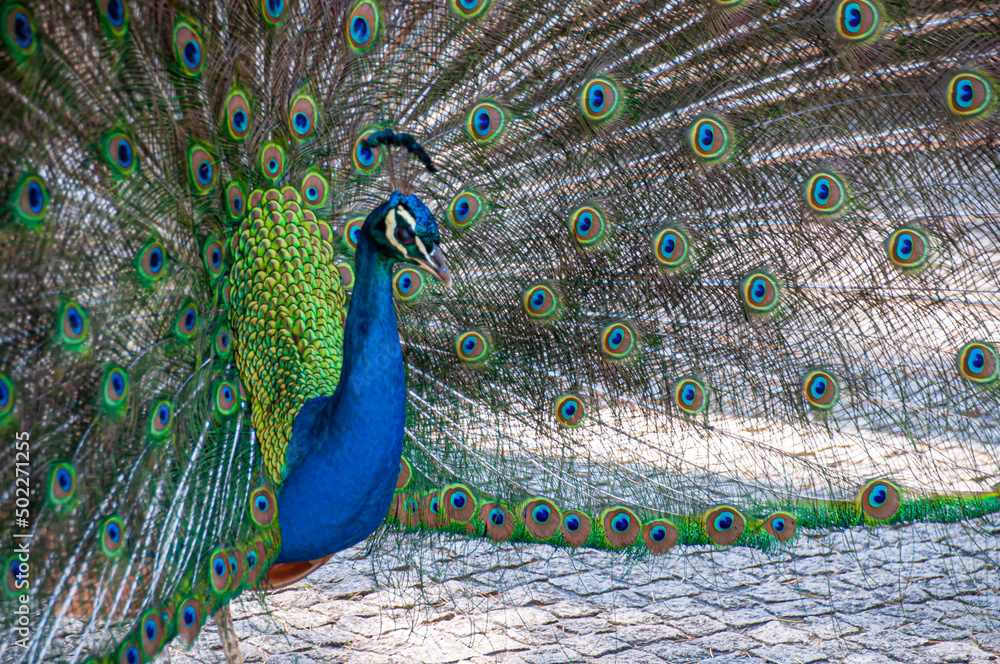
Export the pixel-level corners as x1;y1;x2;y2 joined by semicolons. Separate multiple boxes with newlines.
366;191;452;287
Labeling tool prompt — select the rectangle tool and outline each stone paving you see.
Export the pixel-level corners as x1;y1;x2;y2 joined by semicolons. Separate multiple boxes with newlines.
171;516;1000;664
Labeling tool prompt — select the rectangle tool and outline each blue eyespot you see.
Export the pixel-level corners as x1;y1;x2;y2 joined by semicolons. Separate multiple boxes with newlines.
149;247;163;273
13;11;32;49
608;329;624;349
117;139;133;168
868;484;888;507
157;404;170;425
267;0;284;18
107;0;125;27
306;187;319;202
219;331;229;348
751;278;767;303
106;521;121;542
564;515;580;532
532;505;550;524
699;125;714;149
450;491;467;509
228;555;238;575
125;645;140;664
255;495;269;513
650;525;666;542
184;309;196;331
455;198;469;221
956;80;974;107
713;511;734;531
489;507;505;525
814;178;831;204
67;307;84;335
183;605;197;627
895;233;913;260
213;558;225;576
845;3;861;31
612;514;630;533
661;233;675;254
588;86;604;113
350;225;360;244
197;161;213;185
474;109;491;136
222;386;234;401
0;382;8;407
576;212;592;235
56;467;72;491
183;40;201;70
293;112;310;133
530;292;545;310
561;402;576;418
246;550;258;569
772;517;785;532
145;618;158;641
810;376;827;398
430;497;440;514
233;110;247;132
233;196;243;212
357;143;374;167
268;158;279;174
682;385;695;405
211;247;222;269
968;348;986;373
405;498;418;513
26;181;43;213
351;16;369;42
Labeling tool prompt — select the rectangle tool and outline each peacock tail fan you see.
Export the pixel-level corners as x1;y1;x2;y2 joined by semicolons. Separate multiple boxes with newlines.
0;0;998;661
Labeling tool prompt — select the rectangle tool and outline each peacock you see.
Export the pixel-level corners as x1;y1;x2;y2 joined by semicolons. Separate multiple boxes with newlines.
1;0;998;661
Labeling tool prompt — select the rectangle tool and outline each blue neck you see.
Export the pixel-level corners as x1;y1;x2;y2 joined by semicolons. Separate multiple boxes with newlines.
275;224;407;564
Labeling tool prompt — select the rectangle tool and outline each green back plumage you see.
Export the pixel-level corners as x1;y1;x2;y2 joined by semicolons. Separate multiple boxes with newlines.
1;0;998;661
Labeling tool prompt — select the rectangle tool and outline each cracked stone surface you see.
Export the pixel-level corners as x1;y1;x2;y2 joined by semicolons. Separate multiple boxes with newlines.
170;516;1000;664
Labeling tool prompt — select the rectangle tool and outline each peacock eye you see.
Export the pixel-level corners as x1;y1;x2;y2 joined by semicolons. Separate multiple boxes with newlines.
394;224;416;245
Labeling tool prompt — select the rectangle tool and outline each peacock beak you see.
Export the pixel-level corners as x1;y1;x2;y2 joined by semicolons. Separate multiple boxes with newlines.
423;245;452;288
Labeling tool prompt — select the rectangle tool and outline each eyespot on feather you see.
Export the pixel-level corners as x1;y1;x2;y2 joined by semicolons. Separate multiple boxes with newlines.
642;519;680;554
176;597;204;646
957;342;998;384
568;205;607;246
448;190;486;230
522;498;560;540
559;510;592;547
554;393;586;428
803;370;839;410
600;322;635;360
289;94;318;141
601;507;640;548
739;269;780;316
858;479;901;521
396;457;412;490
674;377;709;415
102;364;130;412
260;0;289;25
2;4;37;61
653;226;691;270
134;239;168;285
351;129;383;173
523;284;559;320
47;462;76;506
260;143;286;181
57;301;90;349
346;0;380;51
480;502;515;542
579;76;621;123
173;19;205;76
455;329;491;364
449;0;492;19
394;267;427;303
805;171;849;215
301;171;329;209
833;0;883;42
705;506;745;546
762;512;797;542
443;485;476;523
140;608;167;658
885;226;930;270
688;115;732;161
225;90;252;140
101;515;125;556
341;217;365;252
250;486;278;527
11;173;49;226
946;71;995;119
149;400;174;439
102;130;138;177
466;101;507;144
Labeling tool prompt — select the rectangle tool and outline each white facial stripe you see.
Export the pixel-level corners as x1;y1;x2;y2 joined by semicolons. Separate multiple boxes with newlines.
414;236;434;265
385;208;408;256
